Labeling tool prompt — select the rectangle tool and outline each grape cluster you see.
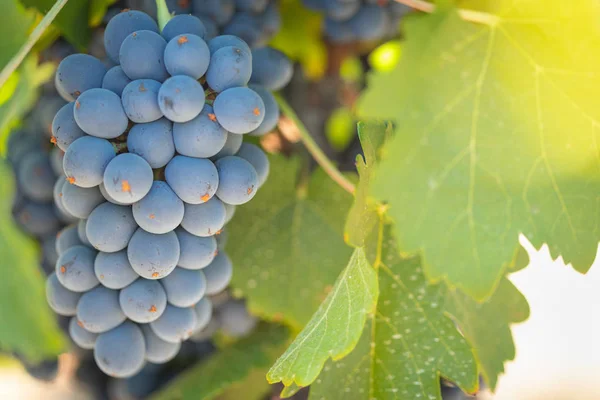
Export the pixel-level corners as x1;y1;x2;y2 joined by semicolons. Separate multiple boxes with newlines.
303;0;411;43
43;9;289;378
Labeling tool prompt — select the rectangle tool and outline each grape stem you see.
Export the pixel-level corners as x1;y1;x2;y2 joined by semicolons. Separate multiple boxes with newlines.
393;0;500;25
274;93;356;195
0;0;70;89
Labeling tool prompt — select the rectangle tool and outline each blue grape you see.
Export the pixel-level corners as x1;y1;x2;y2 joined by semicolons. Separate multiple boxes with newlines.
46;272;81;316
119;279;167;323
325;0;360;21
260;2;281;35
132;181;184;234
212;132;243;159
164;34;210;79
103;153;154;204
78;219;91;246
55;54;107;101
248;85;279;136
160;268;207;307
198;15;218;39
348;5;389;41
206;46;252;92
74;88;129;138
77;286;126;333
234;143;269;187
69;316;98;350
15;202;60;237
173;105;227;158
127;229;180;279
158;75;205;123
203;252;233;295
17;152;55;202
216;229;228;250
162;14;207;42
86;202;138;252
55;224;83;256
99;182;128;205
175;228;217;270
104;10;159;63
94;250;139;290
190;315;220;341
150;305;197;343
249;47;293;91
208;35;251;56
51;102;86;152
102;66;132;96
63;136;116;188
213;87;265;134
94;321;146;378
193;0;235;25
215;156;258;205
36;95;66;136
20;358;59;382
218;300;257;337
223;202;236;224
120;30;169;81
181;198;226;237
141;324;180;364
235;0;268;13
324;17;355;43
121;79;163;123
126;119;175;169
42;235;59;266
53;179;71;219
222;13;264;48
165;156;219;204
56;245;99;292
61;183;104;219
209;290;231;308
193;297;213;332
50;148;64;176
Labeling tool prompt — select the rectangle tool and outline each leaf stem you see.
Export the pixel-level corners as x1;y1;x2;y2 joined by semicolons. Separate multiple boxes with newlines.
155;0;173;31
394;0;500;25
0;0;70;89
274;93;356;195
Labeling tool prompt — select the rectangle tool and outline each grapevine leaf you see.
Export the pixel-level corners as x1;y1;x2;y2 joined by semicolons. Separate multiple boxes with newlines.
151;324;287;400
360;2;600;299
267;248;378;393
216;369;271;400
0;1;35;69
89;0;118;27
0;162;66;361
227;155;354;329
310;219;478;400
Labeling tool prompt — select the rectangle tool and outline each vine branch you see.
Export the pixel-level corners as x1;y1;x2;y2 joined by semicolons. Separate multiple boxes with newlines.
394;0;500;26
274;93;356;195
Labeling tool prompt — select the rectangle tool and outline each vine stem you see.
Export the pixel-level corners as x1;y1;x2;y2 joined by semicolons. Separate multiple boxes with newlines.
274;93;356;195
393;0;500;25
0;0;70;89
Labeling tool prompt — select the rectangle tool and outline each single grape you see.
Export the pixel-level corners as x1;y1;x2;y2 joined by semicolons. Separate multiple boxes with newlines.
127;229;180;279
248;85;279;136
203;252;233;295
235;143;269;187
348;5;389;41
46;273;81;316
140;324;181;364
249;47;293;91
173;105;227;158
104;10;159;63
19;358;59;382
324;17;355;43
61;183;104;219
181;198;226;237
206;46;252;92
213;87;265;134
17;152;55;202
15;202;60;237
42;234;59;268
235;0;269;13
164;34;210;79
99;182;128;205
119;30;169;81
207;35;251;56
218;300;258;337
127;118;175;169
211;132;243;159
209;290;231;307
197;15;218;39
53;179;73;221
193;297;213;332
102;65;132;96
94;250;139;289
69;316;98;350
162;14;207;42
175;228;217;270
190;315;220;342
55;54;107;101
161;268;207;307
77;286;126;333
86;202;138;252
121;79;163;123
132;181;184;234
158;75;205;123
215;156;258;205
94;321;146;378
193;0;235;26
63;136;116;188
325;0;360;21
222;13;263;48
150;305;197;343
50;147;64;176
74;88;129;139
165;155;219;204
119;279;167;323
78;219;92;246
35;94;66;136
56;245;99;292
55;224;83;256
216;229;228;251
51;102;86;151
103;153;154;204
260;2;281;35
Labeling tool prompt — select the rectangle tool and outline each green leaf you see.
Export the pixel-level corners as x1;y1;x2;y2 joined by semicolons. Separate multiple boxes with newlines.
215;369;271;400
360;2;600;299
0;1;35;69
310;220;478;400
0;162;66;360
228;155;354;329
151;324;287;400
267;248;378;393
89;0;117;27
